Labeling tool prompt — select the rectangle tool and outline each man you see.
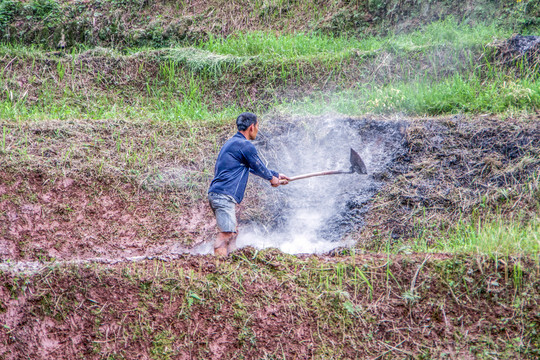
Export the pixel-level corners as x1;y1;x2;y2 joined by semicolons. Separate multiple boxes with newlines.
208;112;290;256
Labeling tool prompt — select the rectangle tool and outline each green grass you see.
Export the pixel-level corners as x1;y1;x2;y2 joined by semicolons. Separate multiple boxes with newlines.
0;18;508;60
2;69;538;122
194;18;509;58
0;17;531;122
168;18;510;77
0;84;243;124
281;71;540;116
412;217;540;256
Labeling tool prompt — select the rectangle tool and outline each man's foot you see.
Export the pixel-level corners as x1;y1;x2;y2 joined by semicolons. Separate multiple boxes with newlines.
214;246;228;257
215;231;235;257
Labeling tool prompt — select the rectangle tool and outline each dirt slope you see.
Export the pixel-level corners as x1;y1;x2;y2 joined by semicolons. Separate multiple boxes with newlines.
1;114;538;358
2;115;538;261
1;251;538;359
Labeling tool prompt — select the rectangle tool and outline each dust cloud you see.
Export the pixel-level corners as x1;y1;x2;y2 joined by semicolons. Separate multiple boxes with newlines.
234;116;407;254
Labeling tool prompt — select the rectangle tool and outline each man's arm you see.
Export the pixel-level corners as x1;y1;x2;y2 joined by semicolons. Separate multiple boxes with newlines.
242;143;288;186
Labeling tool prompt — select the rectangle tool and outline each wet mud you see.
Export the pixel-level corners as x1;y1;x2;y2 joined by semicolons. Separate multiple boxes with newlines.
0;249;538;359
0;171;216;262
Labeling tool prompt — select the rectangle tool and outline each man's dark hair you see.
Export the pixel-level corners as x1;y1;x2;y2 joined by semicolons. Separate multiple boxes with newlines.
236;112;257;131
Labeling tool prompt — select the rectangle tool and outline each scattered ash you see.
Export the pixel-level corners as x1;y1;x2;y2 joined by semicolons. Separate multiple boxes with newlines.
507;34;540;54
236;116;407;254
359;115;540;249
140;167;212;194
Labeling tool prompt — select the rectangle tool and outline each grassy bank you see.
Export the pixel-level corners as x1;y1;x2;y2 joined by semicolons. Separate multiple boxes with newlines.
0;19;538;123
1;250;538;358
406;216;540;257
2;66;538;122
0;0;536;49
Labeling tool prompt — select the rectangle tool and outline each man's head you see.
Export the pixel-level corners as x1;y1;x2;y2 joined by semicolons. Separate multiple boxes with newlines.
236;112;259;140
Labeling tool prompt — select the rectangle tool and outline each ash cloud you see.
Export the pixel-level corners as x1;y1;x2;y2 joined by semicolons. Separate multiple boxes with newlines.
235;116;407;254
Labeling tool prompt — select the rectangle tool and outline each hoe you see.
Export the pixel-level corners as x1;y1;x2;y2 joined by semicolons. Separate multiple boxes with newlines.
280;148;367;184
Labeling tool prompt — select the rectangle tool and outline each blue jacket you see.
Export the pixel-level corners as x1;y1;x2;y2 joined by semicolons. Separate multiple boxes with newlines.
208;132;278;203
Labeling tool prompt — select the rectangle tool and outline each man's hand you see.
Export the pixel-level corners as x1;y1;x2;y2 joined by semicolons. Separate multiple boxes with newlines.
271;174;290;187
270;176;280;187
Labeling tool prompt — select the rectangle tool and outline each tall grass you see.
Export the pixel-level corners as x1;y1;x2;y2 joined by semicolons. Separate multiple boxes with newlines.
1;69;539;122
194;18;510;58
386;17;510;51
0;93;242;124
196;31;370;58
414;217;540;256
0;18;508;62
282;72;540;116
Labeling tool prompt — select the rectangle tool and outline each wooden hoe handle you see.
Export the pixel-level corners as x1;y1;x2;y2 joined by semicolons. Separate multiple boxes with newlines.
280;170;351;184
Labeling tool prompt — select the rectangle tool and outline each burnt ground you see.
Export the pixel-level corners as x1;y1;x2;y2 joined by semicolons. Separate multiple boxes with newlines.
227;114;539;254
359;115;540;249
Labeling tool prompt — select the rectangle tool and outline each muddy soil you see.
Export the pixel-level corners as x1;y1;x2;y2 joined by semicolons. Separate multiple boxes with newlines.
0;250;538;359
0;115;539;359
0;170;216;261
1;115;538;261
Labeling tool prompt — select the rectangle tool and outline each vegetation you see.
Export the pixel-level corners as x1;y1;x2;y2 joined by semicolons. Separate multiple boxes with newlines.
1;249;539;358
0;18;538;124
0;0;539;358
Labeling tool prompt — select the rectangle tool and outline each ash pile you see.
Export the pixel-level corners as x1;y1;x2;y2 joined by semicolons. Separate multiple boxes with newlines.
490;34;540;66
236;116;407;254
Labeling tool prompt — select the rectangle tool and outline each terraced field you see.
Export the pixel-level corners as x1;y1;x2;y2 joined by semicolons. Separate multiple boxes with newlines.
0;0;539;358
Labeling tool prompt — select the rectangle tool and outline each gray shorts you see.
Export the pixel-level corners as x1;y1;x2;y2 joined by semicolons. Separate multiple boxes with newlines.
208;192;237;233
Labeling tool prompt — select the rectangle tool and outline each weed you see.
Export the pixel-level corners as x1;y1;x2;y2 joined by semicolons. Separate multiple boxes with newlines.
354;266;373;300
401;289;421;305
56;61;65;81
0;0;20;31
1;125;8;152
436;216;539;256
186;291;202;308
513;262;523;291
150;330;177;360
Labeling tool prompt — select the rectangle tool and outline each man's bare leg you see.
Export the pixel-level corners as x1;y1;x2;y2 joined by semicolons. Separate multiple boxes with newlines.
227;233;238;254
215;232;235;257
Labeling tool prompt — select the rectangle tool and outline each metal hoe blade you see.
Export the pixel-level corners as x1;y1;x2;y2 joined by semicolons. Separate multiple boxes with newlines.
350;148;367;174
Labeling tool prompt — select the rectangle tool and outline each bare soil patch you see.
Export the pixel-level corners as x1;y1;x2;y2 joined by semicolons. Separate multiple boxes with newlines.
0;169;215;261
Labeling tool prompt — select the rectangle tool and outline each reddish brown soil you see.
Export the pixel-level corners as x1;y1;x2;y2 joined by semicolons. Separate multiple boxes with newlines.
0;251;538;359
0;170;216;262
1;116;538;358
